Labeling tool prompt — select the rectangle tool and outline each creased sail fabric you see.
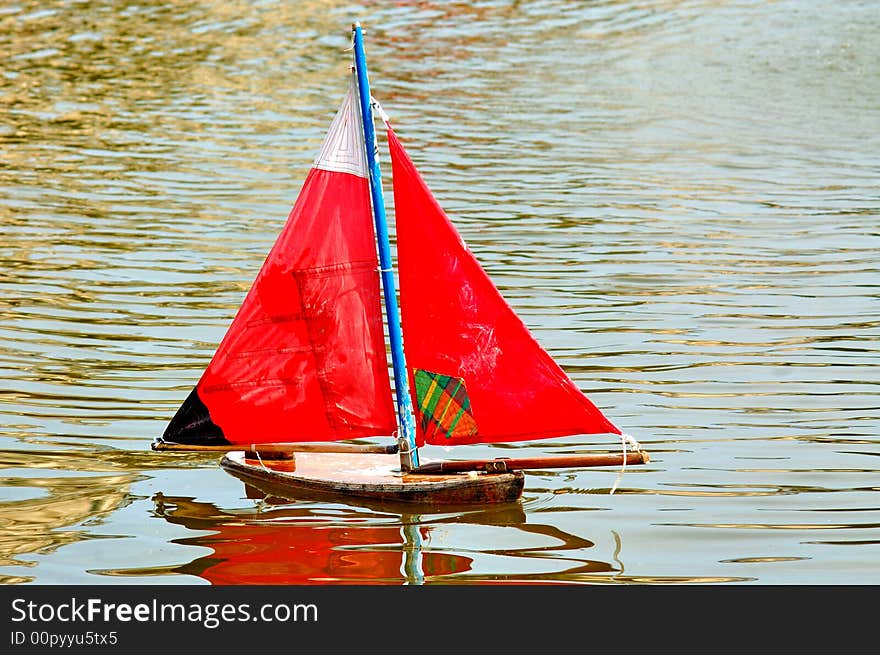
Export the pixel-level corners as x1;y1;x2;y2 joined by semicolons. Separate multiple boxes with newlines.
387;127;621;446
163;77;396;446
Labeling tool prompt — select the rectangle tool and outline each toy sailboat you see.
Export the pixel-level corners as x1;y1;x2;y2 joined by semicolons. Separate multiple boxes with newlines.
152;24;649;505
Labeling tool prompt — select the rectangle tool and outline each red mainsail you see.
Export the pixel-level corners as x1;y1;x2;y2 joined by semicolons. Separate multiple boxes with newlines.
387;127;621;447
163;78;396;446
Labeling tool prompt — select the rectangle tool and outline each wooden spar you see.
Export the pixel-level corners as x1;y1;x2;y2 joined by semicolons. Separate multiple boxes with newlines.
410;451;650;474
151;440;399;455
352;23;419;472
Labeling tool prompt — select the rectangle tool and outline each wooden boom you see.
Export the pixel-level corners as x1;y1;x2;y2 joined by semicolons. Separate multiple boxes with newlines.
410;451;650;475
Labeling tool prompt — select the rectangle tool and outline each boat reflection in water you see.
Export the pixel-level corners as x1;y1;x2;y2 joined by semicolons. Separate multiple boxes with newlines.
153;491;475;585
150;473;625;585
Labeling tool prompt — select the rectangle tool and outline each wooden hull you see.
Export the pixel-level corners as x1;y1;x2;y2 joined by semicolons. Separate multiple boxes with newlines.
220;450;524;507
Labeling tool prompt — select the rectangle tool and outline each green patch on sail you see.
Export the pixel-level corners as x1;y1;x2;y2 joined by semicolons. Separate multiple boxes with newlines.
413;369;478;440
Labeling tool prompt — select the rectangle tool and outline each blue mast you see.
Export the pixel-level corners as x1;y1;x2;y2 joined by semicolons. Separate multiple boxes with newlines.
351;22;419;470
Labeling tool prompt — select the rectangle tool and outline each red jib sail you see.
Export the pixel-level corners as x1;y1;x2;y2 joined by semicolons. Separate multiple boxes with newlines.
387;127;621;447
163;77;396;446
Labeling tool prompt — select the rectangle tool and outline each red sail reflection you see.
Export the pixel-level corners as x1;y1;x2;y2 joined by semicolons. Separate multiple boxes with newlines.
153;492;473;585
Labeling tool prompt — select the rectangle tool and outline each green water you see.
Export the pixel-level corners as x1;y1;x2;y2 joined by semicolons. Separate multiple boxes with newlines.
1;0;878;584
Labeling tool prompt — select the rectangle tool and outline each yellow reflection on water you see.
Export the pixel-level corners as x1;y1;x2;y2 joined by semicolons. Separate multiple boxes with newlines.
0;471;132;582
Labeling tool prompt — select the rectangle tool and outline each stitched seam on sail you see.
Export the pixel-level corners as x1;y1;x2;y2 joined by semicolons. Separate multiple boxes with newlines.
297;259;377;277
295;270;338;433
245;314;304;328
241;261;377;329
201;377;306;393
226;346;314;359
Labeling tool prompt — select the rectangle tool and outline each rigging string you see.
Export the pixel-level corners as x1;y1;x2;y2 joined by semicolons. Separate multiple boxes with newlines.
368;99;394;273
609;433;641;495
250;445;271;473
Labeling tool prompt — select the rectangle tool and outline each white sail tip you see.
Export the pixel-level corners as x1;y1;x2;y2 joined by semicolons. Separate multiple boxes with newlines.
313;76;368;178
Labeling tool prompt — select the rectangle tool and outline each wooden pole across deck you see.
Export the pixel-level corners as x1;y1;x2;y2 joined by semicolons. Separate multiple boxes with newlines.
410;451;650;474
153;441;649;475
